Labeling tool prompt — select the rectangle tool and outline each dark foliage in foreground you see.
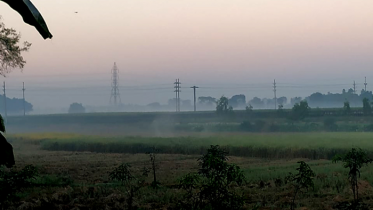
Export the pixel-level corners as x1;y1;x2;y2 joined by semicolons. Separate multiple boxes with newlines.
178;145;245;210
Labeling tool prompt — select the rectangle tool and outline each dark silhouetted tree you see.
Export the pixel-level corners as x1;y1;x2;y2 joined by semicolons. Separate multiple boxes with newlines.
362;98;371;115
333;148;373;202
343;100;351;115
216;96;231;114
68;103;85;114
290;101;310;121
0;20;31;76
228;94;246;108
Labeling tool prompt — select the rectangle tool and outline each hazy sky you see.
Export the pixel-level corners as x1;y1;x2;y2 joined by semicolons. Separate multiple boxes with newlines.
1;0;373;111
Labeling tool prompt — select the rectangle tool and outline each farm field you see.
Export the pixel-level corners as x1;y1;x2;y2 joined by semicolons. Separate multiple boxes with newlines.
3;131;373;209
3;111;373;209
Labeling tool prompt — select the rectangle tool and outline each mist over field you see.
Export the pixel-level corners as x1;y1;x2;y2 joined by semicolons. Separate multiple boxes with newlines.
1;0;373;114
3;1;373;209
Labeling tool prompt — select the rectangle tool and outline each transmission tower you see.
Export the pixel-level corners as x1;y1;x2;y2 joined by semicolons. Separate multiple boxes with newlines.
273;79;277;110
353;81;356;94
174;79;181;112
110;62;121;106
364;77;367;92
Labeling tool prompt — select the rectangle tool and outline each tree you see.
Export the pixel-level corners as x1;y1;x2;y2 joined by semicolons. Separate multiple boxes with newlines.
146;102;161;110
277;96;287;106
1;0;53;39
68;103;85;114
343;100;351;115
0;20;31;76
228;94;246;108
0;115;14;168
333;148;373;203
290;97;302;106
178;145;245;210
249;97;264;108
290;101;310;121
285;161;315;210
245;104;253;112
109;163;148;210
216;96;230;114
198;96;216;106
362;98;371;115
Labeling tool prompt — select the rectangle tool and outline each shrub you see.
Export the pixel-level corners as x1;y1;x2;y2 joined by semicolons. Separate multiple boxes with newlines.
240;121;253;131
285;161;315;210
324;118;338;131
178;145;245;210
254;120;266;132
0;165;38;206
333;148;373;202
109;163;147;210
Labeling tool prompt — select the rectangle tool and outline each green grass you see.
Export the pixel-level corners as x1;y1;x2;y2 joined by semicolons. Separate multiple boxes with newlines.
10;132;373;160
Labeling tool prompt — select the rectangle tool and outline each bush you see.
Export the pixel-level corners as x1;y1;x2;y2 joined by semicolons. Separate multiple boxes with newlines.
254;120;266;132
333;148;373;203
178;145;245;210
285;161;315;210
0;165;38;206
324;118;338;131
240;121;253;131
269;123;279;132
109;163;147;210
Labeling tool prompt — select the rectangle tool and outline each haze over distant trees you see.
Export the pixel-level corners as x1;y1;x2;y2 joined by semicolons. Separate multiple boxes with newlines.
0;94;32;115
58;88;373;114
68;103;85;114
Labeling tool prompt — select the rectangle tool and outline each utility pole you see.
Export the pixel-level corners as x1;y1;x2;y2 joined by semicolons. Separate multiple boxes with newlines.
174;79;181;112
22;82;25;116
190;86;199;112
3;82;7;124
364;77;367;92
273;79;277;110
353;81;356;94
110;62;121;106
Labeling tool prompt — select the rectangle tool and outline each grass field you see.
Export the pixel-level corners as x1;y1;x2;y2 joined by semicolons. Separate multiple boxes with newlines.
3;111;373;209
7;133;373;210
9;132;373;160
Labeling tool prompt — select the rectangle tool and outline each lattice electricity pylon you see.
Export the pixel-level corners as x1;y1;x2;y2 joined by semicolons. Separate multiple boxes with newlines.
110;62;121;106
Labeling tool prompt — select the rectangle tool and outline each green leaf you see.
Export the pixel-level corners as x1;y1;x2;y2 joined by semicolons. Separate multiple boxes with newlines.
1;0;53;39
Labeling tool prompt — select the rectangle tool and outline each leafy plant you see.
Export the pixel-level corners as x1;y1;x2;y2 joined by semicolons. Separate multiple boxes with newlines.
0;165;38;206
285;161;315;210
324;118;338;131
216;96;234;115
362;98;371;115
343;101;351;115
289;101;310;121
109;163;135;185
109;163;144;210
333;148;373;202
146;147;160;188
178;145;245;210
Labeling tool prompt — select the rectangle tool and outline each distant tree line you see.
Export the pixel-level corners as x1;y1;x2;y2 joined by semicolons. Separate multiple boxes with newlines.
0;94;32;115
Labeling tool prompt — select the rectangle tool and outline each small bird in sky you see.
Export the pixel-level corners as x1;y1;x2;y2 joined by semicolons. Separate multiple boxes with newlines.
75;11;78;13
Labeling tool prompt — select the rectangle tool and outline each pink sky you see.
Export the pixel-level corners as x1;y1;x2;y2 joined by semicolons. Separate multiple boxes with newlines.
1;0;373;110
